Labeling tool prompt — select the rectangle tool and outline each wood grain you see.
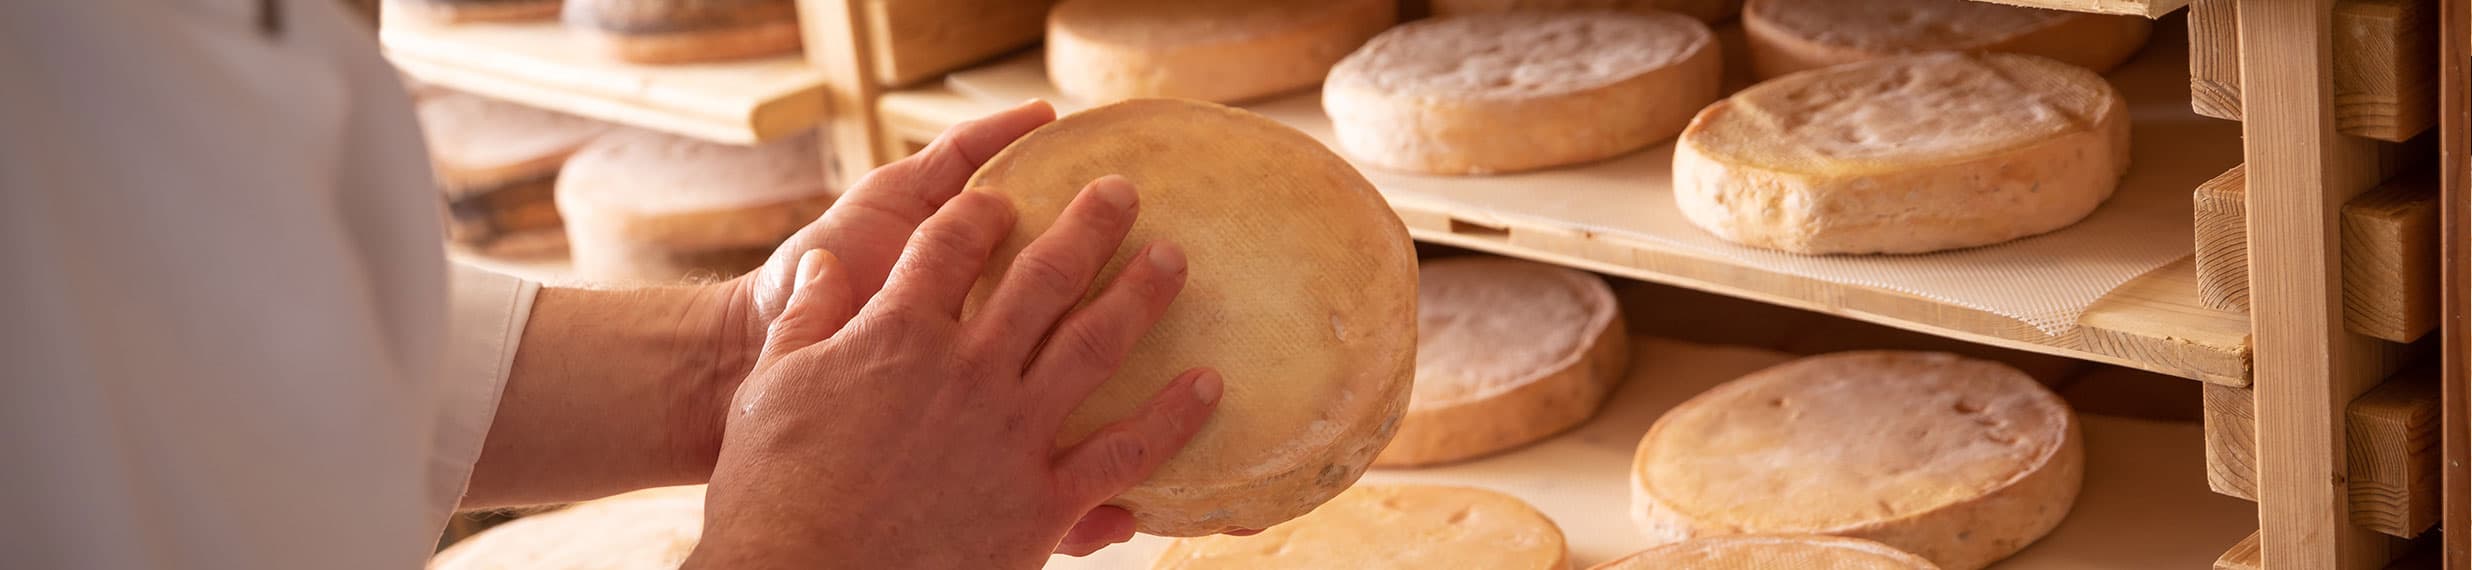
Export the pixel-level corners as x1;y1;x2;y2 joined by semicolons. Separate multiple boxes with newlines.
2441;0;2470;560
863;0;1054;87
2203;382;2261;499
2204;367;2443;538
2181;0;2438;141
2194;165;2250;309
2216;531;2262;570
2190;162;2442;342
797;0;890;187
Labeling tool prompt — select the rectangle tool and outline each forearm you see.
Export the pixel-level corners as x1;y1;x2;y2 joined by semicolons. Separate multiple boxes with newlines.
459;282;756;509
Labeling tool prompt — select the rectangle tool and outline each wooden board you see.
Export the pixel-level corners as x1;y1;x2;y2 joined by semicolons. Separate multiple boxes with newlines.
2441;0;2470;563
2190;163;2444;342
1047;338;2260;570
1964;0;2188;17
863;0;1054;87
2216;531;2262;570
379;15;828;146
2184;0;2439;142
2205;368;2445;539
880;27;2260;386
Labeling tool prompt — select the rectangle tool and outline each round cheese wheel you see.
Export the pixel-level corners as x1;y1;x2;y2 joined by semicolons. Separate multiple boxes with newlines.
562;0;801;64
1671;52;2129;255
966;99;1417;536
1742;0;2150;80
1152;484;1567;569
389;0;562;24
418;93;609;195
1429;0;1741;24
430;486;707;570
1046;0;1395;104
1375;257;1629;467
1592;535;1940;570
1630;351;2082;570
557;129;832;283
1323;10;1719;175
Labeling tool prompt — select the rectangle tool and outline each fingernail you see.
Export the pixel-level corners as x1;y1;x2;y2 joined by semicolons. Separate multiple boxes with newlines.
1091;175;1137;211
1147;242;1186;274
1191;370;1222;405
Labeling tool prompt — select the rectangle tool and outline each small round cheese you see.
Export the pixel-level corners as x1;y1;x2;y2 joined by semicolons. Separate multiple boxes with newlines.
430;486;707;570
1324;10;1719;175
1630;351;2082;570
1429;0;1741;24
1153;484;1567;569
1743;0;2151;80
1376;257;1629;467
562;0;802;64
1046;0;1395;104
556;129;832;283
1671;52;2129;255
966;99;1417;536
1593;535;1940;569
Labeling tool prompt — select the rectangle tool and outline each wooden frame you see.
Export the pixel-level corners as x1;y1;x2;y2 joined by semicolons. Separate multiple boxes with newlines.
2440;0;2468;566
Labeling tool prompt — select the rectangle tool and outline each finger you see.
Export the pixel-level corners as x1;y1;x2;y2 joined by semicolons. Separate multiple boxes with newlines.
875;191;1016;318
1053;506;1138;557
971;176;1140;364
756;249;856;367
1052;369;1222;504
750;100;1057;321
1023;242;1187;411
1225;529;1261;537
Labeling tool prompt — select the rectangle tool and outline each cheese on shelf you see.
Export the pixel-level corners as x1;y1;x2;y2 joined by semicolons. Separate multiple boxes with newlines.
1742;0;2150;79
560;0;802;64
555;128;831;284
1591;534;1941;569
1153;484;1568;569
1377;256;1629;467
1045;0;1395;104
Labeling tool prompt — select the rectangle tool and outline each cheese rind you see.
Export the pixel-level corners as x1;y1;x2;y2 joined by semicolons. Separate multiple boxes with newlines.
1630;351;2083;570
562;0;801;63
556;129;831;283
416;92;609;254
967;99;1417;536
1324;10;1720;175
1429;0;1742;24
1376;257;1629;467
1742;0;2150;79
389;0;562;24
1671;52;2130;255
1592;535;1942;570
1046;0;1395;104
430;486;707;570
1152;484;1567;569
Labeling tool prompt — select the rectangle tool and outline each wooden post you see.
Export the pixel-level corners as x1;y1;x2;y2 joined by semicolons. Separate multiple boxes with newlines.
2240;0;2404;568
2439;0;2469;566
797;0;891;188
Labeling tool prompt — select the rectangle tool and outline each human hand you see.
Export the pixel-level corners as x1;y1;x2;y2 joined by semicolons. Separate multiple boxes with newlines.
686;176;1223;568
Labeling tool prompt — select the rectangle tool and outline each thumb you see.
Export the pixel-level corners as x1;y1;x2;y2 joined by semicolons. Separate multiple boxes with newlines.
756;249;858;368
1052;369;1222;506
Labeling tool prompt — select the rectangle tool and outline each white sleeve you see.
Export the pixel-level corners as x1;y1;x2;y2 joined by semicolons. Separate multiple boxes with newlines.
425;263;542;534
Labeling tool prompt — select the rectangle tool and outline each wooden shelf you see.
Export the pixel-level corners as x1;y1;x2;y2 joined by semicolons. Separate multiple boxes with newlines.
2203;365;2444;539
879;27;2254;386
379;15;829;145
1963;0;2187;18
1047;338;2260;569
2193;163;2442;344
2186;0;2440;142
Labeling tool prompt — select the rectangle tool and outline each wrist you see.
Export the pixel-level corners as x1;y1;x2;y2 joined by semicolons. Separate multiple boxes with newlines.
673;278;760;478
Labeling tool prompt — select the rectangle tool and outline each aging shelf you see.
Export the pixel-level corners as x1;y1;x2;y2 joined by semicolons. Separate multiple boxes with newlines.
878;25;2252;386
379;13;829;145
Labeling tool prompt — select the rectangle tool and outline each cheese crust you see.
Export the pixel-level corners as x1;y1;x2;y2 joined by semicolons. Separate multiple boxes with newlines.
1375;257;1629;467
562;0;802;63
1046;0;1395;104
1153;484;1567;569
1743;0;2151;80
556;129;831;283
1592;534;1942;570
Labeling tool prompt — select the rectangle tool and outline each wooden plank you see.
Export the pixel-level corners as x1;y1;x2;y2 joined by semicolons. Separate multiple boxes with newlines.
2216;531;2262;570
2203;383;2261;500
863;0;1053;87
378;15;828;145
2204;367;2443;538
2190;162;2442;342
798;0;891;187
2240;0;2400;565
2178;0;2439;141
2441;0;2469;563
1963;0;2187;17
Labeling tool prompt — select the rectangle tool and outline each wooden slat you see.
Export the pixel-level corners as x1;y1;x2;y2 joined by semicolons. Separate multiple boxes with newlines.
377;15;829;145
2440;0;2469;563
863;0;1054;87
1964;0;2187;17
798;0;891;186
2203;382;2261;500
2204;367;2443;538
2183;0;2439;142
2189;163;2442;342
2216;531;2262;570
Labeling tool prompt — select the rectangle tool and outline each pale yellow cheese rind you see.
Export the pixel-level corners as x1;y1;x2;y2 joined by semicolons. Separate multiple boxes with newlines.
1324;10;1720;175
1672;52;2130;255
1742;0;2151;80
1591;534;1942;570
1046;0;1395;104
967;99;1418;536
1375;257;1630;467
1630;351;2083;570
1152;484;1567;569
556;129;832;282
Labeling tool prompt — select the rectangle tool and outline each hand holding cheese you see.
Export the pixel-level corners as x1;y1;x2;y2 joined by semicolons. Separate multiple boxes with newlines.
691;175;1223;569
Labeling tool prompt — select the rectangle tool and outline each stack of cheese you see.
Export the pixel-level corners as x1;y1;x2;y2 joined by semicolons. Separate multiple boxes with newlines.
555;128;833;284
416;91;611;258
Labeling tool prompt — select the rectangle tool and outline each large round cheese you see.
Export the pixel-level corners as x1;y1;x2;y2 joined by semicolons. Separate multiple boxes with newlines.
1592;535;1940;570
562;0;802;64
556;129;832;283
1671;52;2129;255
1323;10;1719;175
1375;257;1628;467
429;486;706;570
1152;484;1567;569
966;99;1418;536
1630;351;2082;570
1742;0;2150;80
1046;0;1395;104
1429;0;1741;24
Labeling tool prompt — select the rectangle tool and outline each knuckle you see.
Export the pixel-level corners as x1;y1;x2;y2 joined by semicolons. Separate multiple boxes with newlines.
1008;252;1085;299
1057;323;1119;369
